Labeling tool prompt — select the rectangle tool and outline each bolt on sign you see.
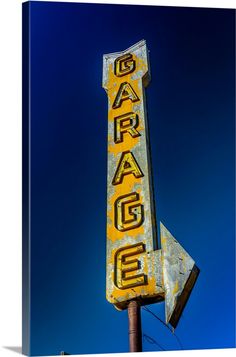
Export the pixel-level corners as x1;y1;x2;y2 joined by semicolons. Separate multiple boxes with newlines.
103;40;199;328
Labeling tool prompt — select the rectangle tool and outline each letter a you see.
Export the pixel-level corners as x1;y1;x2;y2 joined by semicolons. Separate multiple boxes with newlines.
112;82;139;109
112;151;144;185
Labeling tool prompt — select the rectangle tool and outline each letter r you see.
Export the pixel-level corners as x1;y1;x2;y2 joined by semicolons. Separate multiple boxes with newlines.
114;112;141;144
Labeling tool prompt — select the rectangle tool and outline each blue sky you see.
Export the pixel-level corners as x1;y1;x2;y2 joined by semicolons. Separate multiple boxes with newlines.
24;1;235;355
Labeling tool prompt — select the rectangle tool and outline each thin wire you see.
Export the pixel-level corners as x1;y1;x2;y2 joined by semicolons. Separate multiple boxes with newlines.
143;333;166;351
173;333;184;350
142;305;184;350
112;292;184;350
112;295;166;351
142;305;172;332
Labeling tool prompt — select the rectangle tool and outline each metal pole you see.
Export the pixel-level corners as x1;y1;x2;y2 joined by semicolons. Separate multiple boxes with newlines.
128;300;142;352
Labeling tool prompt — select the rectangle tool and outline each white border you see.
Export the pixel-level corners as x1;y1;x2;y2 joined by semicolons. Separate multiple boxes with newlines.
0;1;235;357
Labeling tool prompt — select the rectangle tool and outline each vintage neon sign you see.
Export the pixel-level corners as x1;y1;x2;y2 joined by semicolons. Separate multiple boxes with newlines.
103;40;199;328
103;40;162;308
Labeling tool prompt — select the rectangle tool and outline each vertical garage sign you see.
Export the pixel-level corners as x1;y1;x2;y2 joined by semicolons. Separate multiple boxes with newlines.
103;40;199;331
103;40;163;309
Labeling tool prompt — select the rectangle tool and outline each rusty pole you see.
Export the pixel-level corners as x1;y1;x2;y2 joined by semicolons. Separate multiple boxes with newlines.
128;300;142;352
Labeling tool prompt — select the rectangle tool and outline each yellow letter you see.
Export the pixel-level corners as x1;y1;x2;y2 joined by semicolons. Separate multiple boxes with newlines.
112;82;139;109
115;192;144;231
112;151;144;185
114;112;140;143
115;243;147;289
114;53;135;77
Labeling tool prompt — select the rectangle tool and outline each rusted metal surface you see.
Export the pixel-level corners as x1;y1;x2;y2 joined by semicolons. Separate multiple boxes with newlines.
103;40;163;308
160;223;200;327
128;300;142;352
103;41;199;329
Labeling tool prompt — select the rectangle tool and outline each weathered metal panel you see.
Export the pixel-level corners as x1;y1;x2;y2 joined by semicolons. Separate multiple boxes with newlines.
160;223;200;328
103;41;199;326
103;40;163;309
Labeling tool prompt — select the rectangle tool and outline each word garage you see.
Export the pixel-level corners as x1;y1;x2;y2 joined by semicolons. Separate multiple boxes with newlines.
103;40;164;310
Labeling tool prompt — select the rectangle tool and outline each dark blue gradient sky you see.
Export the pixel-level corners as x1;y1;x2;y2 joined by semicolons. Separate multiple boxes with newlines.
26;1;235;355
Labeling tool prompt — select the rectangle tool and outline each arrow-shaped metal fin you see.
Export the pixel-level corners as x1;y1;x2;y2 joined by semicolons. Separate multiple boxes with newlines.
160;222;200;328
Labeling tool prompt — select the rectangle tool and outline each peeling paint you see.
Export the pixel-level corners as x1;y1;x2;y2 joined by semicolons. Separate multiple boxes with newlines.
102;41;199;330
103;40;160;308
